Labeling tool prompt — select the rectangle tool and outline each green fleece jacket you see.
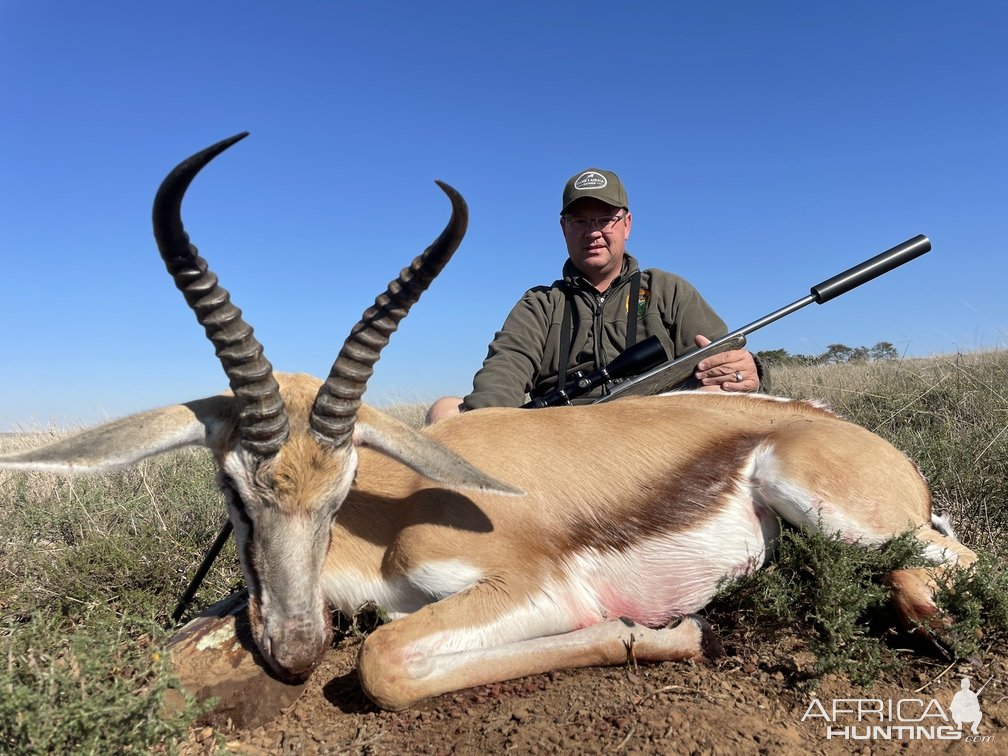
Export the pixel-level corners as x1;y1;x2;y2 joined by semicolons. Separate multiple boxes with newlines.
463;253;729;409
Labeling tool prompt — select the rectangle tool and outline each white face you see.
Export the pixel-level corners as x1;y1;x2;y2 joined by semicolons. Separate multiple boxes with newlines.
561;198;632;290
219;443;358;679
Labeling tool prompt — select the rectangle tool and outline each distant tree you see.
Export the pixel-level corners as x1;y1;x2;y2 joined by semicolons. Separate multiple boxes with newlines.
822;343;853;364
849;346;870;362
870;341;898;361
757;341;898;366
755;348;792;366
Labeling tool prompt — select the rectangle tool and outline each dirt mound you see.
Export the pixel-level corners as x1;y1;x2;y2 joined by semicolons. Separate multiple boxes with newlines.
180;629;1006;755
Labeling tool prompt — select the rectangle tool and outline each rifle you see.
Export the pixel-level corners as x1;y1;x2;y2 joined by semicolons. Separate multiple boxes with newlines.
524;234;931;408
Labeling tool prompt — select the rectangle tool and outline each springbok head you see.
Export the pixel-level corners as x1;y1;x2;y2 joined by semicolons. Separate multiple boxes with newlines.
157;134;517;677
8;134;518;680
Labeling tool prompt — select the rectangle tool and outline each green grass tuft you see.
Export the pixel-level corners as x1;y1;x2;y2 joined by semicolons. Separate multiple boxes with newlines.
0;446;239;751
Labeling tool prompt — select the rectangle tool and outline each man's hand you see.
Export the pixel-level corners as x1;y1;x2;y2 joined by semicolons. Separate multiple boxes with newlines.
693;335;759;392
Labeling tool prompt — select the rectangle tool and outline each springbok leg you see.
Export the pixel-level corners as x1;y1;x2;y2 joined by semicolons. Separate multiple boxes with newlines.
887;527;978;632
355;583;717;711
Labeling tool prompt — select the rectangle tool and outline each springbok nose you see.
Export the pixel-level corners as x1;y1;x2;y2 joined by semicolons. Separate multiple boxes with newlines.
264;615;332;680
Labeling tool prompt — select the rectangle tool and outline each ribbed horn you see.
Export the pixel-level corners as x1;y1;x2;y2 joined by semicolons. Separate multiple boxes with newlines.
152;133;290;457
310;181;468;448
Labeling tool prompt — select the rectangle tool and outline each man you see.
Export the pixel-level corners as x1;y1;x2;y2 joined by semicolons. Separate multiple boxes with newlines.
427;168;762;423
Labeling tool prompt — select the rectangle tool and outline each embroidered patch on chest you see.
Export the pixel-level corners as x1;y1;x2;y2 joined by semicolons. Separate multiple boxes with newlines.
625;287;650;317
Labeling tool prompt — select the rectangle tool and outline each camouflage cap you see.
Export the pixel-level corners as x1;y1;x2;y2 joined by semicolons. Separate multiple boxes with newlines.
561;168;629;213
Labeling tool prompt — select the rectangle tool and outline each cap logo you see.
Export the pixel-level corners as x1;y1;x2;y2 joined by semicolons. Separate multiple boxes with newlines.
573;171;607;191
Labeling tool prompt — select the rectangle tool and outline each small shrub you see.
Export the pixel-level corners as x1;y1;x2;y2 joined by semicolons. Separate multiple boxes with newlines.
0;609;205;754
933;555;1008;659
710;525;929;684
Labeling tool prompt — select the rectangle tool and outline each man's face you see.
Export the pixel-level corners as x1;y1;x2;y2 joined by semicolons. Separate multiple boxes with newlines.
561;198;632;288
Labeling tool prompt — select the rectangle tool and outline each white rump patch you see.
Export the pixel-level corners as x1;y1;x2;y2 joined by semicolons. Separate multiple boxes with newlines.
746;443;883;541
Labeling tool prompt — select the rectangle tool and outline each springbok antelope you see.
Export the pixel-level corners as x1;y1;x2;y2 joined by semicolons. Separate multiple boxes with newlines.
0;135;977;711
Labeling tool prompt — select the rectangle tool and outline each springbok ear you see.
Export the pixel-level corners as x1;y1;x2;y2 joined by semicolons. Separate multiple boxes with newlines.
0;396;237;475
352;406;523;496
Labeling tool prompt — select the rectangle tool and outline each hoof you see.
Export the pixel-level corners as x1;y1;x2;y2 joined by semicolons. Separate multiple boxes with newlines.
688;614;726;659
662;614;725;659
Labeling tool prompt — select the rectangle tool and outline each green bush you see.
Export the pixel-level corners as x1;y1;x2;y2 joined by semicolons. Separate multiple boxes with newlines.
710;527;929;684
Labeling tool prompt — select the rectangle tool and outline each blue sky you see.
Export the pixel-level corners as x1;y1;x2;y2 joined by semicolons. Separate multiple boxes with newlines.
1;2;1005;430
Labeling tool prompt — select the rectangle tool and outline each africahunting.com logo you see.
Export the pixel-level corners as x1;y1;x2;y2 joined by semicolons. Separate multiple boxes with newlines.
801;676;995;743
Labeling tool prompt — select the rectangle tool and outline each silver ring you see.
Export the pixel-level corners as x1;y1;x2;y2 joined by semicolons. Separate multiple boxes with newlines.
734;371;743;383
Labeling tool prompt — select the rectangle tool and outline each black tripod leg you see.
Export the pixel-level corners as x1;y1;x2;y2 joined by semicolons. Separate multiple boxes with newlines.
171;518;234;623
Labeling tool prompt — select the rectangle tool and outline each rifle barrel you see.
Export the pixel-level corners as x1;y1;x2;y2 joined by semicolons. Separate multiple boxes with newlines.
639;235;931;359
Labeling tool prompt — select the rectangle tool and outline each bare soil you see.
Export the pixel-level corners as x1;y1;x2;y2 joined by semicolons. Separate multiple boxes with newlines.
181;624;1007;755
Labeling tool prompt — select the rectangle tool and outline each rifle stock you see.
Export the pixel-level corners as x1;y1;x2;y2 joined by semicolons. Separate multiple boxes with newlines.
596;333;748;402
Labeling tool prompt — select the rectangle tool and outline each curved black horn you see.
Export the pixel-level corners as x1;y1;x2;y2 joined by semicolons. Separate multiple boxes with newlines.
310;181;468;448
152;133;290;457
